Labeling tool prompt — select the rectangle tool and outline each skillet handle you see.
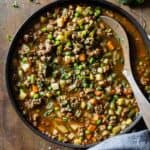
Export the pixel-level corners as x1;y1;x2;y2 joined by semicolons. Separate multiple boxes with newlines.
123;70;150;129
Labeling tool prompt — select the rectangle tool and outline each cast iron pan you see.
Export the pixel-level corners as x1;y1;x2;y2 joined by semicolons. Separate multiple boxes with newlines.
5;0;150;149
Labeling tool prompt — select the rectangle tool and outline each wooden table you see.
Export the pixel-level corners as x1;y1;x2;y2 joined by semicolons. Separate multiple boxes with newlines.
0;0;150;150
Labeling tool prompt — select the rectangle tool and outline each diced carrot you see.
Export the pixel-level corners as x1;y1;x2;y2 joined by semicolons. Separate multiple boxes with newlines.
87;124;97;132
100;114;105;118
93;113;100;121
110;89;116;95
123;88;132;95
94;90;102;96
87;134;92;140
44;120;50;126
92;137;97;142
79;53;86;62
38;126;45;132
89;98;97;105
107;40;115;50
32;85;39;93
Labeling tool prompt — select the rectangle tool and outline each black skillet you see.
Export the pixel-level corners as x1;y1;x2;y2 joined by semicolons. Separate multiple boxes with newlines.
5;0;150;149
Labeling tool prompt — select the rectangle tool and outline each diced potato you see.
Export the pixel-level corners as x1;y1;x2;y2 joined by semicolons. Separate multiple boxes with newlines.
64;56;72;64
70;123;79;131
59;80;65;88
57;18;64;27
116;98;125;106
51;83;59;90
126;118;132;125
21;62;30;72
97;67;103;73
68;133;75;140
74;138;82;145
76;6;83;13
54;122;68;133
90;73;94;80
95;74;103;81
112;126;121;135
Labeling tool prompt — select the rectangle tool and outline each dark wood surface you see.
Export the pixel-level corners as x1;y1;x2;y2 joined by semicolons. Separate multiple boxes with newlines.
0;0;150;150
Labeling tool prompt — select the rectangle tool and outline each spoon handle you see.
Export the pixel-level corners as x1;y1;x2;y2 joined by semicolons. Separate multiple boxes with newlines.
123;70;150;129
101;15;150;128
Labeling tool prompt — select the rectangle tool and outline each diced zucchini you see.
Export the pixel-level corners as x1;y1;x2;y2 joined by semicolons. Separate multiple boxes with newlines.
19;89;27;100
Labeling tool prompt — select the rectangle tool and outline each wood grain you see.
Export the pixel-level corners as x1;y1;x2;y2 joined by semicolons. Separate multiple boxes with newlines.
0;0;150;150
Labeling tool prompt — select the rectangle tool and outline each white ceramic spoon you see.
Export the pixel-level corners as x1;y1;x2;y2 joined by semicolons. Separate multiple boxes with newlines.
101;16;150;129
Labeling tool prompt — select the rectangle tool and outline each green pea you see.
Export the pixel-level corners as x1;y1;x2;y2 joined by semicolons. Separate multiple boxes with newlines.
33;93;39;99
107;125;113;130
83;82;88;88
78;65;83;70
80;25;84;30
55;40;60;46
113;94;119;100
81;30;87;37
85;130;90;135
21;57;28;63
94;9;101;17
66;41;72;47
52;13;56;18
96;119;101;125
47;33;53;40
110;101;115;109
56;91;61;96
75;12;80;17
76;6;83;13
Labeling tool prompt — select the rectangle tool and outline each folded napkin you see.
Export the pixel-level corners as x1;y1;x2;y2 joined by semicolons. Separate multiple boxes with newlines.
88;130;150;150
